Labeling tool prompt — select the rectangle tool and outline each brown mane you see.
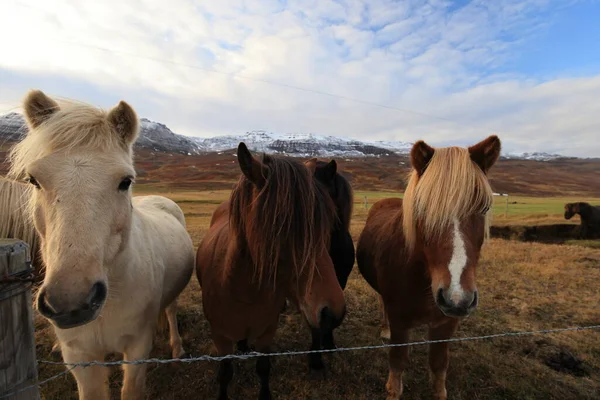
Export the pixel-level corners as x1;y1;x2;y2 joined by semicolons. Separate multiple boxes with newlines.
229;154;336;288
402;146;493;251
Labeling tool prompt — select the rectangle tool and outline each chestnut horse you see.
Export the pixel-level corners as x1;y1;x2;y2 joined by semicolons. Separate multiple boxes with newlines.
196;143;346;400
357;136;501;400
304;159;355;374
564;202;600;239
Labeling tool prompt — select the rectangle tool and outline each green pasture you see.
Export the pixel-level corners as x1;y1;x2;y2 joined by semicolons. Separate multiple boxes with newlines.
356;191;599;217
133;184;600;220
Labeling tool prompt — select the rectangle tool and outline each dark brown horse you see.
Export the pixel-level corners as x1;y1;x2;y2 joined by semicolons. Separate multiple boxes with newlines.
564;202;600;239
357;136;501;400
196;143;346;400
302;158;355;374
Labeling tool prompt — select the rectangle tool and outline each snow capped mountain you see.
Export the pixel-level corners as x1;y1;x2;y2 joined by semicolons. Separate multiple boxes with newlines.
137;118;202;155
0;112;570;161
0;112;26;142
0;113;202;155
192;130;411;157
502;152;571;161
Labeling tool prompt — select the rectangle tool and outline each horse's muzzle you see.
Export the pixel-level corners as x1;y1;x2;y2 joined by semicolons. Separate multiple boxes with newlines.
37;281;107;329
435;288;478;317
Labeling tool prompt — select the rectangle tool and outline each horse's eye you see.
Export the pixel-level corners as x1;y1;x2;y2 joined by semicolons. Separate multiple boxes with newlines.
118;177;133;191
481;206;490;214
26;175;40;189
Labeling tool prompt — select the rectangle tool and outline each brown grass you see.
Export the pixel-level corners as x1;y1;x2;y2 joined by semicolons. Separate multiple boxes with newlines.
33;187;600;400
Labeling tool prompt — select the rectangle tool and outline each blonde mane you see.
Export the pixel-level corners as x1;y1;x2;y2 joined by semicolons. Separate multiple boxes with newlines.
8;100;132;180
402;146;493;251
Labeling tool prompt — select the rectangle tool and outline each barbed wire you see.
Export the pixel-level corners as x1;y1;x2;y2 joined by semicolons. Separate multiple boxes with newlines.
36;324;600;367
1;324;597;399
0;366;76;400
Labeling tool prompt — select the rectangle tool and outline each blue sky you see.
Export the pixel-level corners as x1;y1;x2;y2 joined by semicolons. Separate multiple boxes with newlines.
1;0;600;156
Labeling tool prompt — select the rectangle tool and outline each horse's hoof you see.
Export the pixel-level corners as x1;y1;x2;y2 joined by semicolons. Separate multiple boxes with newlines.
380;328;391;341
385;380;402;399
172;347;186;359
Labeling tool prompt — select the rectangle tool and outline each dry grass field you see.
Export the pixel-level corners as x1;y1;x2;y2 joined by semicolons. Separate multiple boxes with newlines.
33;186;600;400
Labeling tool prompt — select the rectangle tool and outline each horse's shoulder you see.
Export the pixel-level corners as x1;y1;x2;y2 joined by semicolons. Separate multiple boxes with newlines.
210;201;230;227
132;195;185;226
368;197;403;219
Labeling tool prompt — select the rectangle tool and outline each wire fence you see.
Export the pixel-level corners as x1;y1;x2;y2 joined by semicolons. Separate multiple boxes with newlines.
2;324;599;399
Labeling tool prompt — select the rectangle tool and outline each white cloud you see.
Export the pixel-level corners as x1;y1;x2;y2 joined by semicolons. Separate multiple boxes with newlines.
0;0;598;157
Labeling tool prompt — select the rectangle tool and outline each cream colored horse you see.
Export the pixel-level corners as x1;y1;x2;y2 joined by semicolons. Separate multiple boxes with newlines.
8;90;195;400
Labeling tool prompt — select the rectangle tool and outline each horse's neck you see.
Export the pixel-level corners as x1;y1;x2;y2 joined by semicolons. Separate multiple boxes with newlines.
225;236;289;301
578;204;593;218
105;212;141;284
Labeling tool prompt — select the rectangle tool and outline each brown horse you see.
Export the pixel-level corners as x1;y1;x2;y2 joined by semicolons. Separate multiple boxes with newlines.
196;143;346;400
357;135;501;400
564;202;600;239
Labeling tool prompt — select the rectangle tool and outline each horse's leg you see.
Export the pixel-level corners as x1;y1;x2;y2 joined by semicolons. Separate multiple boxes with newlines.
308;327;325;377
386;326;409;400
214;334;235;400
51;340;62;358
322;329;336;350
428;320;459;400
165;300;185;358
255;326;277;400
581;223;588;239
237;339;250;353
380;296;391;340
121;327;154;400
61;346;109;400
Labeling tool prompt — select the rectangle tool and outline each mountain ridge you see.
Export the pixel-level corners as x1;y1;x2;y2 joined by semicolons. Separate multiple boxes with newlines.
0;112;574;161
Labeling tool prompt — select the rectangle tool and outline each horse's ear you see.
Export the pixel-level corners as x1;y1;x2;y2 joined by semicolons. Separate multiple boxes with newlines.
237;142;265;186
318;160;337;182
468;135;501;174
410;140;435;176
107;101;139;145
23;90;60;130
305;158;318;174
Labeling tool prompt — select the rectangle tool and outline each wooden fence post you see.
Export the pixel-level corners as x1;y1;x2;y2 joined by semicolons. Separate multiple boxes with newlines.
0;239;40;400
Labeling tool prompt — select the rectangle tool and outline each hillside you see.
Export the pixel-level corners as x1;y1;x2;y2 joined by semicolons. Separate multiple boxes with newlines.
1;112;599;196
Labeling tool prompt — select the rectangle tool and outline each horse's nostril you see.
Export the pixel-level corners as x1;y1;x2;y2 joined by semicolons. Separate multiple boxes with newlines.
436;288;446;307
37;290;56;318
467;291;479;310
86;282;107;310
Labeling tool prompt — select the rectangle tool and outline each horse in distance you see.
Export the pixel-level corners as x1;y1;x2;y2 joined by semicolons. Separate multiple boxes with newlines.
564;202;600;239
8;90;195;400
196;143;346;400
357;135;501;400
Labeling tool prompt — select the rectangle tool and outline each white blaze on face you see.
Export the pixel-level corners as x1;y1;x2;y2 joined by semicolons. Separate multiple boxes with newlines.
448;218;467;304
